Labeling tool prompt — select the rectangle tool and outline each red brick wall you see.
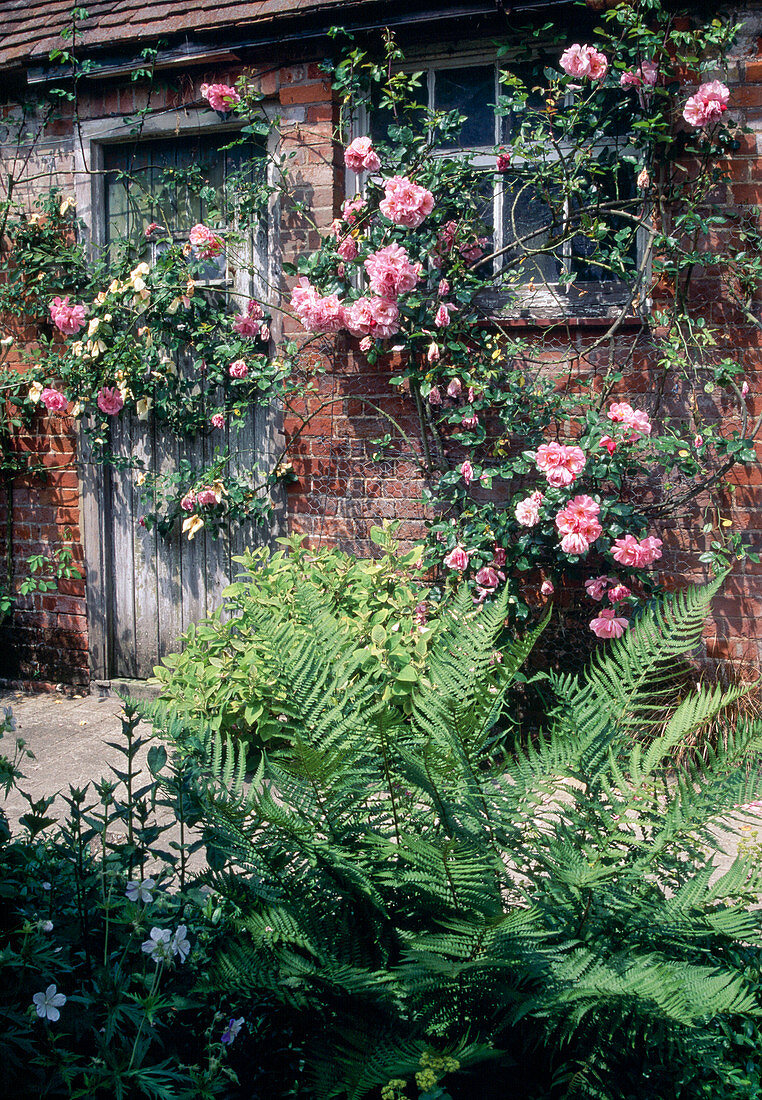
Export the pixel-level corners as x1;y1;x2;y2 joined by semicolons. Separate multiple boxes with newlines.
1;38;761;687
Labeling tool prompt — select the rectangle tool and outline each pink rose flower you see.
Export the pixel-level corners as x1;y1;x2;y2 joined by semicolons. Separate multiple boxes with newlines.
337;236;358;262
590;608;629;639
49;296;86;335
364;243;420;299
344;296;399;340
496;149;511;172
540;579;555;597
144;222;162;238
438;279;450;297
447;377;462;399
428;386;442;406
600;435;617;455
460;237;487;264
460;460;474;485
620;61;658;89
560;44;609;82
534;442;586;487
233;299;265;336
556;495;602;554
435;303;452;328
742;381;750;397
607;401;651;441
427;341;440;364
607;583;632;603
342;196;366;224
180;492;196;512
211;413;225;429
189;223;223;259
97;386;124;416
291;278;345;334
560;532;592;555
585;575;615;601
694;434;704;449
359;336;373;352
515;490;544;527
493;546;507;568
683;81;730;128
196;487;220;506
379;175;435;228
461;413;479;430
259;323;270;342
443;545;469;571
200;82;241;113
41;387;68;413
228;359;249;379
475;566;502;599
611;534;663;567
343;136;381;173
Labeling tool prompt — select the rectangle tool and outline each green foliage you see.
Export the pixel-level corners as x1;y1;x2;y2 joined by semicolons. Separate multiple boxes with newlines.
187;578;762;1099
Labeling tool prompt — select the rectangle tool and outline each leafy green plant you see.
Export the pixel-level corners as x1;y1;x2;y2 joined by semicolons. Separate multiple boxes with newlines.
189;576;762;1100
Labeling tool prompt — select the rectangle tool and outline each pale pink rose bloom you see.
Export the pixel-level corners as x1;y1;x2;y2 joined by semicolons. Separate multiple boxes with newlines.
41;387;68;413
590;608;629;639
611;534;663;567
515;491;544;527
534;442;586;487
460;237;487;264
496;150;511;172
211;413;225;429
607;583;632;603
180;492;196;512
144;221;162;238
200;82;241;112
561;532;591;555
427;341;440;363
364;243;420;299
434;303;452;328
291;279;345;334
431;219;458;267
233;300;264;336
540;579;555;597
189;223;223;259
607;401;651;441
428;386;442;406
443;545;469;571
337;236;358;262
259;323;270;342
447;377;462;399
97;386;124;416
344;296;399;339
585;575;615;601
742;381;750;396
49;296;86;335
228;359;249;379
694;434;704;448
683;81;730;128
461;460;474;485
620;62;658;89
467;387;475;403
379;175;435;228
560;44;608;81
342;196;366;223
196;487;220;506
359;336;373;352
438;279;450;297
555;494;600;533
475;566;502;600
461;413;479;430
343;136;381;173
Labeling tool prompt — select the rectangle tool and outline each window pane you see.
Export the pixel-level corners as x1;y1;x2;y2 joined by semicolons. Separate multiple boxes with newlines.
501;178;562;283
434;66;495;148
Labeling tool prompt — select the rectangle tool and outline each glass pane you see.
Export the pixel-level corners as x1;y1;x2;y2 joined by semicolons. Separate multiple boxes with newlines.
368;77;428;144
434;65;496;148
501;178;562;284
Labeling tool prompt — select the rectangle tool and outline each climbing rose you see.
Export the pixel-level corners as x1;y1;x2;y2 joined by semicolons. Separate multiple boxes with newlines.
475;566;502;601
434;303;452;328
364;243;420;299
460;460;474;485
540;579;555;597
515;491;544;527
342;196;365;223
560;44;609;81
211;413;225;429
428;386;442;406
427;341;440;363
620;61;659;88
379;175;434;228
607;401;651;440
443;545;469;571
189;223;223;258
337;236;358;261
608;583;632;603
228;359;248;379
447;377;462;399
534;442;586;487
196;487;219;506
200;82;241;112
600;435;617;455
585;575;614;601
180;492;196;512
344;136;381;173
97;387;124;416
41;387;68;413
461;413;479;430
611;534;663;567
590;608;629;639
438;279;450;297
683;80;730;128
233;299;264;336
344;296;399;340
291;279;345;333
496;149;511;172
49;296;86;335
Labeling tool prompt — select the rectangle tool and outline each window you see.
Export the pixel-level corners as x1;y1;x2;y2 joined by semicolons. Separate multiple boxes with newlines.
365;55;641;319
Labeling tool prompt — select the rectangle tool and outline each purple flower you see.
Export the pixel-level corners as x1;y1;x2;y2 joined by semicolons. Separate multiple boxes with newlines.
221;1016;245;1045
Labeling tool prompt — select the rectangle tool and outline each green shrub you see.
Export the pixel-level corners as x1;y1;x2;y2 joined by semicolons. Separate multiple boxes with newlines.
188;575;762;1100
154;525;451;749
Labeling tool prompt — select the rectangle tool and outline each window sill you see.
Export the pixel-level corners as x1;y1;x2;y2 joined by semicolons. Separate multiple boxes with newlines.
477;281;649;327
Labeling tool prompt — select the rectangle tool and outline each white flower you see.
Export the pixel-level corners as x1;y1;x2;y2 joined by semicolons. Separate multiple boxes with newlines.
171;924;190;962
41;881;51;891
141;926;173;963
33;984;66;1021
40;920;54;933
221;1016;245;1045
126;877;155;904
28;381;43;403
